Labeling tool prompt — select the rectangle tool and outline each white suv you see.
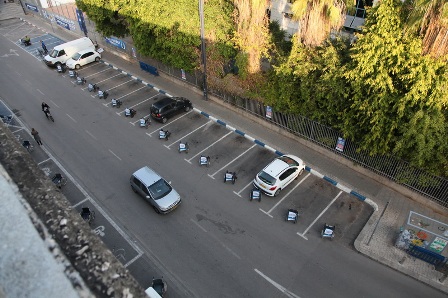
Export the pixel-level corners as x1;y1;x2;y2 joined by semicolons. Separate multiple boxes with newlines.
253;155;305;196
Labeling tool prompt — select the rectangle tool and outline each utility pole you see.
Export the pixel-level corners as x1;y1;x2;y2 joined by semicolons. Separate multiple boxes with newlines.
199;0;208;101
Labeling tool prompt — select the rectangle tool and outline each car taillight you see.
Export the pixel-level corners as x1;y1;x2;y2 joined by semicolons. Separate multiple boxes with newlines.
269;186;277;191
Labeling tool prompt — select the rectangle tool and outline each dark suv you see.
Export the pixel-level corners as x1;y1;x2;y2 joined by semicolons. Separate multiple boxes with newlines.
150;97;192;123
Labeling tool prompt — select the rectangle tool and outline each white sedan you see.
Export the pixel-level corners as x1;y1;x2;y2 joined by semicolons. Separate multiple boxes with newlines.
66;49;101;69
253;154;305;196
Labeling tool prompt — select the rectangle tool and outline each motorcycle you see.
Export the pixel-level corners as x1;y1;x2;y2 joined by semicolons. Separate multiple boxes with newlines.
22;140;34;152
20;38;31;46
80;207;95;225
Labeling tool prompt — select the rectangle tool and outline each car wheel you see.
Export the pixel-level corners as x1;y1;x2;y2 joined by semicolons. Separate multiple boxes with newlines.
95;57;100;62
185;106;190;112
75;64;80;70
274;189;281;196
162;117;167;124
153;206;161;214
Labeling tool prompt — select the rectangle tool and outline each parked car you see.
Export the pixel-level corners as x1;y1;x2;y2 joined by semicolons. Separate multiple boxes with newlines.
66;49;101;69
130;166;181;214
150;97;192;123
253;155;305;196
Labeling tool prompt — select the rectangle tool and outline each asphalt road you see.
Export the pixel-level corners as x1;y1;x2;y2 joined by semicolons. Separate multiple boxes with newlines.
0;27;445;298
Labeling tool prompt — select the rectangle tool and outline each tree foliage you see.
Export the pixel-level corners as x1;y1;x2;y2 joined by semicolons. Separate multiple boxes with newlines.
343;0;448;175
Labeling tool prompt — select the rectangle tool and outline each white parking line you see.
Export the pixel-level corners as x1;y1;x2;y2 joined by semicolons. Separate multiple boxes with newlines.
233;180;254;197
104;86;146;106
66;113;77;123
91;78;134;98
254;269;301;298
116;94;159;115
37;158;51;165
185;131;233;164
164;121;211;149
108;149;122;161
145;111;192;136
85;130;97;140
297;190;343;240
259;173;311;216
208;144;257;179
190;218;207;232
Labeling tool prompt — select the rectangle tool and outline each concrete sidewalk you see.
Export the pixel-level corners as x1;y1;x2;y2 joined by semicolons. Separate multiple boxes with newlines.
2;4;447;294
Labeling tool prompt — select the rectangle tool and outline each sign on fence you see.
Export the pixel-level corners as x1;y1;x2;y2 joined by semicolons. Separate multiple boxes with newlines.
105;37;126;50
336;137;345;152
266;106;272;119
25;3;38;12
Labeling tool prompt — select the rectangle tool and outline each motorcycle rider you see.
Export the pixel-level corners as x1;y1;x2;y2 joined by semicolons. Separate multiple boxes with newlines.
22;36;31;46
42;102;50;119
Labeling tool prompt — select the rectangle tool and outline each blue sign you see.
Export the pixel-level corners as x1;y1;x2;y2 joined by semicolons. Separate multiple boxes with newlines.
25;3;38;12
105;37;126;50
266;106;272;119
75;8;88;35
336;137;346;152
55;16;70;30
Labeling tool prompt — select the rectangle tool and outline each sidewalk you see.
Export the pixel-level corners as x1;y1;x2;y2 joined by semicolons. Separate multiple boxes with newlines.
2;5;448;294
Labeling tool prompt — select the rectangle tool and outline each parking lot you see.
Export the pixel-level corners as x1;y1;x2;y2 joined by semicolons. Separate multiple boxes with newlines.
1;17;372;248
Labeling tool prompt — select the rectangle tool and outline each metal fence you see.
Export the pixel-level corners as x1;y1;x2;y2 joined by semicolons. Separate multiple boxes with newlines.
34;3;448;208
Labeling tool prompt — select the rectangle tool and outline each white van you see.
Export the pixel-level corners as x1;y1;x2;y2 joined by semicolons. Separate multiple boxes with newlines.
44;37;95;67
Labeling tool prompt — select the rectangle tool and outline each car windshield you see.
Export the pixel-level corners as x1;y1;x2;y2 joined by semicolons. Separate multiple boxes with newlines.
148;179;172;200
71;53;81;60
49;49;58;58
277;156;300;167
258;171;276;185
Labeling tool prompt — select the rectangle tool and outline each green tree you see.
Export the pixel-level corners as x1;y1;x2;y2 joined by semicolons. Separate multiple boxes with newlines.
343;0;448;175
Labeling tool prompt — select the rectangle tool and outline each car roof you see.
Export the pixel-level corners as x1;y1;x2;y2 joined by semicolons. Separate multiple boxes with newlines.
132;166;162;186
152;97;174;108
262;155;303;177
74;48;98;55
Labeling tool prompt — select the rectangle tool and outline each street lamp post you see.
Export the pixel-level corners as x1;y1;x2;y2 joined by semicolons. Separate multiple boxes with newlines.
199;0;208;101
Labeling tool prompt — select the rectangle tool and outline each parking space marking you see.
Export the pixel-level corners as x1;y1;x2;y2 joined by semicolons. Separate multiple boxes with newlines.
254;269;301;298
208;144;257;179
37;158;51;165
297;190;343;240
233;180;254;197
11;127;24;134
66;113;77;123
185;131;233;164
103;86;146;107
108;149;122;161
116;94;159;116
91;79;134;98
259;173;311;216
37;89;45;95
82;73;122;91
145;111;193;136
73;197;89;208
190;218;207;233
85;130;97;140
164;121;211;149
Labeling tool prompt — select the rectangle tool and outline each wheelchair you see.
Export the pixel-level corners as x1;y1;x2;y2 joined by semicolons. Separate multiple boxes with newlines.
80;207;95;225
285;209;299;223
22;140;34;152
250;188;261;202
52;173;67;189
199;155;210;167
159;129;171;141
98;90;109;99
111;98;122;108
321;223;335;239
76;76;86;85
224;171;237;184
178;141;189;153
68;70;77;78
139;117;150;128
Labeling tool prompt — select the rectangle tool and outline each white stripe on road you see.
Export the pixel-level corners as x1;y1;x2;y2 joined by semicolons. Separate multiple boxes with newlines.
260;173;311;216
254;269;301;298
297;190;343;240
185;131;233;164
208;144;257;179
85;130;97;140
109;149;122;161
165;121;211;149
66;113;77;123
